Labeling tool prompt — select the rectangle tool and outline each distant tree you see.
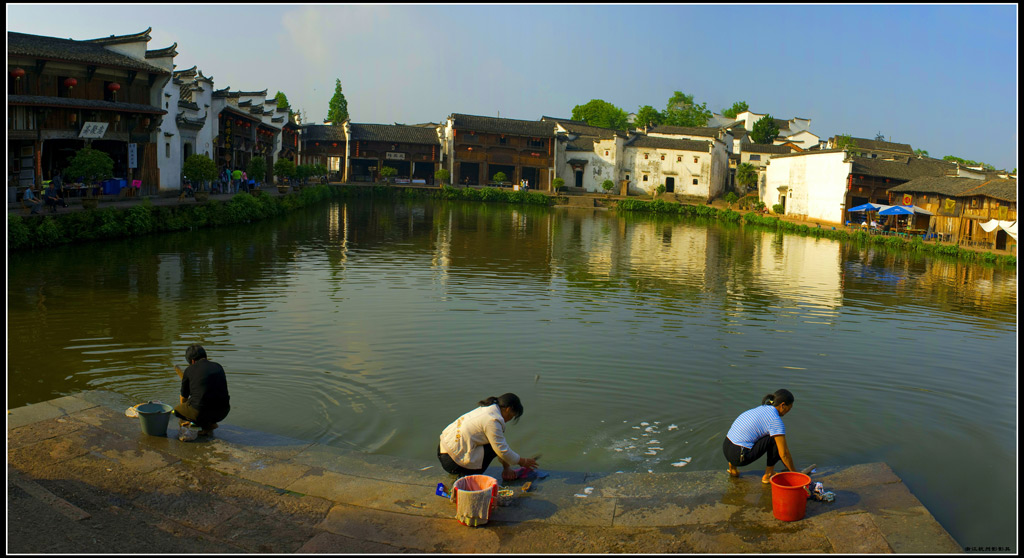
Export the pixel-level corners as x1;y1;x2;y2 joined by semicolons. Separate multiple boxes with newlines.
662;91;712;127
274;158;296;182
492;171;508;184
571;99;629;130
721;101;749;119
379;165;397;183
552;177;565;192
913;148;929;158
736;162;758;193
247;156;266;183
182;153;217;190
942;155;995;171
274;91;294;120
833;134;856;151
327;78;349;124
750;115;780;144
601;179;614;192
633;105;663;129
434;168;451;186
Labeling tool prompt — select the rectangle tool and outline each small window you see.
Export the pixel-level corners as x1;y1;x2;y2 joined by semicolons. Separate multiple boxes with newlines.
749;154;761;161
529;138;544;148
643;175;648;182
625;175;630;181
165;142;171;157
605;150;609;156
644;153;649;159
499;136;507;145
693;179;699;185
676;156;681;162
693;157;699;164
660;154;665;161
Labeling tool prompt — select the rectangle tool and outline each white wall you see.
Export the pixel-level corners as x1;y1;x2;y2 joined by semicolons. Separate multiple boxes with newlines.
764;151;851;224
158;79;181;192
624;145;713;197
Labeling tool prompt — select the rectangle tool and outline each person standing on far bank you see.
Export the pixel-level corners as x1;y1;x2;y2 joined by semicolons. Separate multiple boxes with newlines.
438;393;538;480
173;344;230;437
723;389;798;483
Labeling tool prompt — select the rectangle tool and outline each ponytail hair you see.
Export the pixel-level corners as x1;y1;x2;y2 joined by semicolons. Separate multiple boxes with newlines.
762;389;794;407
479;393;524;423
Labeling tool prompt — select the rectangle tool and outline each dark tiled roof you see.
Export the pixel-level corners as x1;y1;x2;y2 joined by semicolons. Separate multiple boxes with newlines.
851;156;955;181
301;125;347;142
838;137;914;154
628;136;711;152
542;116;622;138
221;105;262;121
889;177;1017;202
451;113;555;137
350;123;439;144
647;125;720;137
8;31;171;74
743;143;793;154
8;94;165;114
145;43;177;58
772;118;791;131
178;100;199;110
176;114;206;129
565;137;596;151
86;27;152;45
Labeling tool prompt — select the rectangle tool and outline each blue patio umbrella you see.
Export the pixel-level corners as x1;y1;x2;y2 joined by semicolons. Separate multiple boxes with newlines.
878;205;914;216
848;202;888;212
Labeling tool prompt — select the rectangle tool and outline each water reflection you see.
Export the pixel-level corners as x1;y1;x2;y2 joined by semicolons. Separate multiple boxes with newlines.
6;198;1016;548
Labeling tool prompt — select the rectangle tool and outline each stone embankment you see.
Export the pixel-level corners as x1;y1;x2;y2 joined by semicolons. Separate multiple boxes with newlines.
8;390;961;553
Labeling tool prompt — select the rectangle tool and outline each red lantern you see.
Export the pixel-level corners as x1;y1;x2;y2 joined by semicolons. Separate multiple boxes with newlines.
10;67;26;79
63;77;77;88
107;82;121;92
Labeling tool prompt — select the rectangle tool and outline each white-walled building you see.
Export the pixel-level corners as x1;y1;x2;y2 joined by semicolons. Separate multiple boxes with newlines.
159;65;216;191
546;117;625;192
763;150;852;223
623;135;728;199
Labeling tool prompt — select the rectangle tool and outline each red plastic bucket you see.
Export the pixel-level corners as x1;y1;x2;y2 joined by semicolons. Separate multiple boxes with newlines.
770;472;811;521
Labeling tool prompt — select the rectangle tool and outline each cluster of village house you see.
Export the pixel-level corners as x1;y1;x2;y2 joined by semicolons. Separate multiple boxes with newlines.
8;27;1017;252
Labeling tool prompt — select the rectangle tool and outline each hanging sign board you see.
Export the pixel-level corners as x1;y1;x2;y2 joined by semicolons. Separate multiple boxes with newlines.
385;152;405;160
128;143;138;169
79;122;109;139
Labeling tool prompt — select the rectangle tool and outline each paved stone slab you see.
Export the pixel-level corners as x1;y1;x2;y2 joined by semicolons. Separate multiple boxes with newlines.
8;416;89;449
870;506;963;554
813;511;893;553
209;509;320;552
291;443;441;486
7;401;69;429
196;439;312;488
9;467;92;521
318;503;500;553
297;530;417;553
45;394;100;415
133;482;244;533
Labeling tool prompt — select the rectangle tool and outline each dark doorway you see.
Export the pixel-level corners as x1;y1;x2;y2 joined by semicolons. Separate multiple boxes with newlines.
42;139;85;179
574;170;583;188
411;162;434;184
382;159;410;178
521;167;538;189
665;177;675;193
995;230;1007;250
350;158;375;182
487;164;514;185
779;195;786;214
459;162;480;185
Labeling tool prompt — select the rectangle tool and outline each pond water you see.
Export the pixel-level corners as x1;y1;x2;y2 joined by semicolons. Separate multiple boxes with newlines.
7;198;1017;548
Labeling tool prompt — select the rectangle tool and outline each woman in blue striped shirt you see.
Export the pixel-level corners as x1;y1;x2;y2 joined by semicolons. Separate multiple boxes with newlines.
723;389;798;483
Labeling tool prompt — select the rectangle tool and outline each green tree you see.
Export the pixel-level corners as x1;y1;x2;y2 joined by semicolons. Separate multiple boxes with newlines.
601;179;614;192
247;156;267;183
64;147;114;185
571;99;629;130
434;168;451;186
182;154;217;189
914;148;929;158
327;78;349;124
833;134;856;151
633;105;663;129
736;162;758;193
721;101;749;119
750;115;779;144
274;91;294;120
492;171;508;184
942;155;995;171
274;158;296;182
379;165;397;183
662;91;712;127
552;177;565;192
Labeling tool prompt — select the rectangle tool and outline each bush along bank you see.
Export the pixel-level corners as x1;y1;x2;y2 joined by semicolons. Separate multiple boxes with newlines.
8;186;337;252
8;184;557;252
614;198;1017;267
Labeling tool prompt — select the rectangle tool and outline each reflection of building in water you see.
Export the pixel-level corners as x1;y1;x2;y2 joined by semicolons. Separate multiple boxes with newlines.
432;207;452;288
327;202;350;264
752;234;843;310
915;258;1017;315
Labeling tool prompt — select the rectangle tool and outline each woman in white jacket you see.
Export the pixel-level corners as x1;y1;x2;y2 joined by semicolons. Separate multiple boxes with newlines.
438;393;538;480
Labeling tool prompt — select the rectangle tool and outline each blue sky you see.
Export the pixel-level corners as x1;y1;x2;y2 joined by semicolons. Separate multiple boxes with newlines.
7;4;1018;170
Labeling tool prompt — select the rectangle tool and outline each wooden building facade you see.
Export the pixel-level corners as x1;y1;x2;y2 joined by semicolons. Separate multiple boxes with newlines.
8;28;171;197
346;123;441;184
446;114;556;191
